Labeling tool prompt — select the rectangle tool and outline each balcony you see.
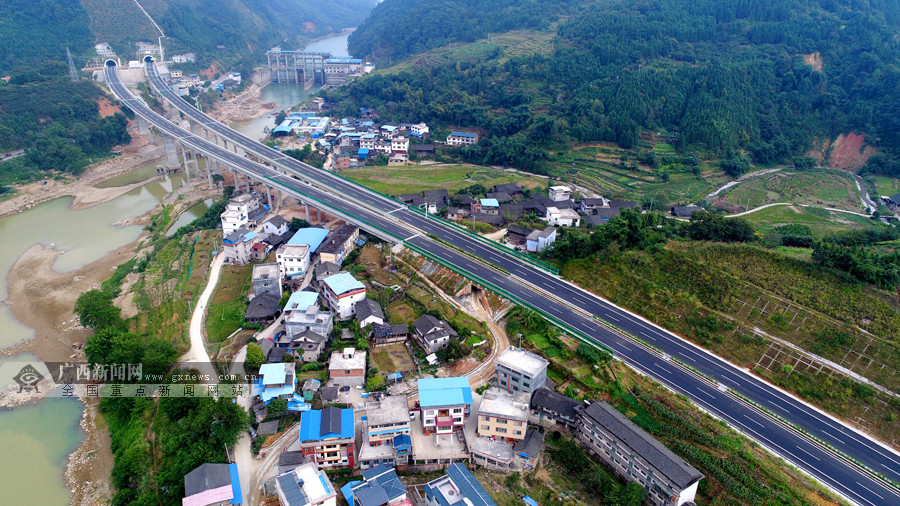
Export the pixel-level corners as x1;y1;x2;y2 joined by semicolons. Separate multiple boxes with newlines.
436;416;455;427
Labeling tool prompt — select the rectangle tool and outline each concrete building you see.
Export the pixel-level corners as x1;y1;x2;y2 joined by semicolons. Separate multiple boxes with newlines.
290;330;328;363
283;291;333;339
366;396;412;446
297;406;356;468
417;377;473;435
223;228;267;266
323;57;364;85
318;224;360;265
526;226;556;253
577;401;703;506
322;272;367;320
476;389;530;443
530;387;579;429
412;315;458;354
287;227;331;252
334;153;352;170
328;347;366;387
277;243;311;278
355;299;384;329
494;346;548;396
262;215;290;236
348;464;409;506
254;362;297;403
548;185;571;202
390;137;409;155
182;463;242;506
409;122;429;139
546;206;581;227
445;131;479;146
422;463;496;506
221;193;263;236
275;462;337;506
252;263;282;299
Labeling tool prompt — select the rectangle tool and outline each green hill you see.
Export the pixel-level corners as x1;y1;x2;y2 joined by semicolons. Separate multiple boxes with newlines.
332;0;900;176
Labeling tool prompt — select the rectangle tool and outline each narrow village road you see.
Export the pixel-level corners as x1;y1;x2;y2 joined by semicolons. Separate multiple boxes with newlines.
723;201;871;218
181;251;224;380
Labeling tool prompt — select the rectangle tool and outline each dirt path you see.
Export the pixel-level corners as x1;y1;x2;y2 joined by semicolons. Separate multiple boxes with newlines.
183;252;225;379
723;202;870;218
705;167;784;200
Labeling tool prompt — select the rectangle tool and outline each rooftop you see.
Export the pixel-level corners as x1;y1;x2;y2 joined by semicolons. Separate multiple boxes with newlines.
496;346;549;376
582;401;703;488
287;227;330;251
252;263;280;281
278;243;310;258
366;396;410;427
260;363;288;386
425;463;496;506
322;272;366;296
449;131;477;138
530;387;579;420
318;224;359;255
284;291;319;313
298;407;355;441
356;298;384;322
417;377;473;408
183;463;241;506
478;389;530;421
479;198;499;207
329;348;366;371
276;462;336;506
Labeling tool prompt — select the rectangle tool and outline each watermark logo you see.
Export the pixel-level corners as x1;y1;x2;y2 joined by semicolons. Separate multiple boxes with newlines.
13;364;44;393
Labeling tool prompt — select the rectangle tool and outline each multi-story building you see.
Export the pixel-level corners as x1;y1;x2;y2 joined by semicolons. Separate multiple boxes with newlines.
334;153;352;170
358;396;413;469
220;193;263;235
359;133;378;150
417;377;472;435
576;401;704;506
548;185;571;202
283;291;333;339
390;137;409;155
317;224;360;266
182;463;242;506
545;206;581;227
252;263;282;299
321;272;366;320
254;362;297;403
445;131;479;146
530;387;579;429
223;228;267;266
328;347;366;387
297;406;356;469
275;461;337;506
276;243;311;278
289;330;327;363
323;57;364;85
422;463;496;506
413;315;458;354
476;389;530;443
409;122;429;138
494;346;548;397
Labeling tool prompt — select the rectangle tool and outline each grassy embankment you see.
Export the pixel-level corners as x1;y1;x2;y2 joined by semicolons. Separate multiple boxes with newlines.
493;307;844;505
340;164;547;196
563;242;900;444
717;169;863;212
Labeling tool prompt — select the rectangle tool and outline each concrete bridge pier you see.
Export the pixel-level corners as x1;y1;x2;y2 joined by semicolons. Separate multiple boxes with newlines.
266;186;273;208
206;158;215;190
163;134;180;170
136;117;150;136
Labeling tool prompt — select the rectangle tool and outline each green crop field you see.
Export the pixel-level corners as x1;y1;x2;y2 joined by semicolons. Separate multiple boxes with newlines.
717;169;860;212
865;174;899;198
741;204;879;238
341;164;546;196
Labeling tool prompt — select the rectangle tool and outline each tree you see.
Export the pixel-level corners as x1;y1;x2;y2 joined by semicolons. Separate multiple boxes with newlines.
685;211;755;243
366;375;386;391
289;218;311;232
245;343;265;371
268;398;288;415
75;289;124;330
274;110;287;126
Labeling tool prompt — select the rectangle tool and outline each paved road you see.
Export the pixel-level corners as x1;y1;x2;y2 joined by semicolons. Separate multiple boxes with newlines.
106;60;900;506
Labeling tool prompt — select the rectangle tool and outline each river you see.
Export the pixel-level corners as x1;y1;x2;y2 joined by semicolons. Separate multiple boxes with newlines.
231;32;351;141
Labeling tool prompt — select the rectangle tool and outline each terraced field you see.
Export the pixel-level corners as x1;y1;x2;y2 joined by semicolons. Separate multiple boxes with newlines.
742;205;879;238
714;169;861;212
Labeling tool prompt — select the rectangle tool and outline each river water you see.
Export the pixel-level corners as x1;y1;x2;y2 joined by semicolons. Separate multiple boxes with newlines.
0;32;351;505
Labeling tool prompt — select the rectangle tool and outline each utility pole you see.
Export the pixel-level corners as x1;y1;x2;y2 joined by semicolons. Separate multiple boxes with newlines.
66;47;79;82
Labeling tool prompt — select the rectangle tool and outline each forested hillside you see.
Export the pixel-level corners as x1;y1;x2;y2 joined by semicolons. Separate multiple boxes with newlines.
332;0;900;175
0;0;93;73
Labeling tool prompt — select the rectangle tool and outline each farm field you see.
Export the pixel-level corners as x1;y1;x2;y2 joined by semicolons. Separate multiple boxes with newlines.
864;174;900;198
340;163;546;196
741;204;879;238
369;343;416;374
715;169;861;212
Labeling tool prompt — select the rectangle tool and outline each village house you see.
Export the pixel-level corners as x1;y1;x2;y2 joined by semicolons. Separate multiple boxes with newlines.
275;461;338;506
322;272;367;320
445;131;479;146
530;387;580;430
334;153;352;170
276;243;311;279
348;465;410;506
476;389;530;443
254;362;297;403
491;183;524;198
297;406;356;469
526;226;557;253
288;227;331;253
244;293;281;324
290;329;328;362
548;185;572;202
355;298;385;328
223;228;267;266
283;291;334;340
417;377;473;435
505;225;533;246
671;205;702;219
317;224;360;265
262;215;290;236
329;347;367;387
358;397;413;469
182;463;242;506
413;314;458;354
422;463;496;506
409;122;430;138
577;401;704;506
252;263;282;298
220;193;264;235
546;206;581;227
446;207;470;221
371;323;409;346
494;346;548;397
479;198;500;215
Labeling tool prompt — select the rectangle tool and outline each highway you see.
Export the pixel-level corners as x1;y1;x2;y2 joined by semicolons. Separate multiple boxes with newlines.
108;59;899;505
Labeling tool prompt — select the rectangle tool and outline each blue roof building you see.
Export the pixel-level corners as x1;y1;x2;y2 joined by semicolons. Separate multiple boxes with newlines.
253;363;296;403
287;227;330;252
479;198;499;208
298;406;357;468
347;464;408;506
284;291;320;313
417;377;473;435
275;462;337;506
183;462;243;506
423;463;496;506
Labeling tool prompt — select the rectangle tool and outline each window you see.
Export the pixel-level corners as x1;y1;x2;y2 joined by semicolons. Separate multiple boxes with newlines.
512;421;522;426
513;430;522;436
496;428;507;433
496;419;507;424
345;370;350;374
452;408;462;414
481;425;490;430
481;416;490;422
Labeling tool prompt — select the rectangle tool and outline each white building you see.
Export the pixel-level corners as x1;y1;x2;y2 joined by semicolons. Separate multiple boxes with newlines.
262;215;289;236
494;346;548;396
275;462;337;506
276;243;311;278
390;137;409;154
526;227;557;253
409;122;429;138
283;291;333;340
549;185;571;202
546;206;581;227
222;228;267;266
220;193;262;236
418;377;473;435
321;272;366;320
446;131;478;146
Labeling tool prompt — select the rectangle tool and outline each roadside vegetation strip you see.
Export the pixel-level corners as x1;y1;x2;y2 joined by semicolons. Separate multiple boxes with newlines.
407;204;560;275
